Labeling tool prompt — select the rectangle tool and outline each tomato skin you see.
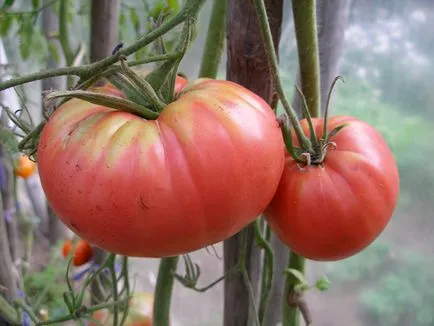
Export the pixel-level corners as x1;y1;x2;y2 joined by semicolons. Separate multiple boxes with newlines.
38;78;285;257
265;116;399;261
14;155;36;178
62;239;93;266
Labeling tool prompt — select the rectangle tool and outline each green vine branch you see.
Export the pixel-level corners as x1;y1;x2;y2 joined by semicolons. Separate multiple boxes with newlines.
0;0;60;17
252;0;311;152
292;0;321;117
0;0;206;92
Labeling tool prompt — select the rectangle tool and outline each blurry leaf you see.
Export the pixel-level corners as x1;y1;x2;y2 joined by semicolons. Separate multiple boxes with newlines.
167;0;179;12
129;8;139;31
32;0;40;9
119;11;126;26
48;42;60;64
18;18;33;60
1;0;15;9
0;15;13;36
0;128;19;157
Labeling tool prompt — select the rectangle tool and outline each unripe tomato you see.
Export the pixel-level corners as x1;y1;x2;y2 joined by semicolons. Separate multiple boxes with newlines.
38;77;284;257
265;116;399;261
14;155;36;178
62;239;93;266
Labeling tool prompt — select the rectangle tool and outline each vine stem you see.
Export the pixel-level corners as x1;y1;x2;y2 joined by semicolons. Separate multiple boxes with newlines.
284;0;321;325
252;0;311;151
0;0;206;91
198;0;227;78
153;256;179;326
283;253;306;326
292;0;321;117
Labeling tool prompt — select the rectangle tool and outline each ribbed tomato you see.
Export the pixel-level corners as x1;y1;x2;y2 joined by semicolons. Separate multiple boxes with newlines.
37;78;284;257
265;116;399;261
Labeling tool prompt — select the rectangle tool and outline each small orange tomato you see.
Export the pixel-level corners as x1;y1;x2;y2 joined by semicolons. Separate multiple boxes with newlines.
62;239;93;266
14;155;36;178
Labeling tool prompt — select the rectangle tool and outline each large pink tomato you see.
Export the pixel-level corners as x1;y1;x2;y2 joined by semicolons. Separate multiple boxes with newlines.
265;116;399;261
37;78;284;257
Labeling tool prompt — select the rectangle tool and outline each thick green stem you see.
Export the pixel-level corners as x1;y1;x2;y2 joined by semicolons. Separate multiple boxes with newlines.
59;0;73;65
0;0;206;91
153;256;179;326
283;0;321;325
252;0;311;151
198;0;227;78
283;253;305;326
292;0;321;117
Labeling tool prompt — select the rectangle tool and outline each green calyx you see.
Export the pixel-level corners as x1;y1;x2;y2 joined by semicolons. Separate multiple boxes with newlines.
281;76;346;166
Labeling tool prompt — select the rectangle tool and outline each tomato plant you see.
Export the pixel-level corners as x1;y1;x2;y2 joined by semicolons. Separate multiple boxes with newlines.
62;239;93;266
265;116;399;261
37;78;285;257
13;154;36;178
90;292;156;326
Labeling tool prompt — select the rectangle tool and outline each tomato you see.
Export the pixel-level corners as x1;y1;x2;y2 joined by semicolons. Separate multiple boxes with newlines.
62;239;93;266
265;116;399;261
90;292;157;326
37;78;284;257
14;155;36;178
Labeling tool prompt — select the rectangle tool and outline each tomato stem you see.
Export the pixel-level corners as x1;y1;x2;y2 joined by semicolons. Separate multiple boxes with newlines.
252;0;312;152
253;218;275;325
198;0;227;78
153;256;179;326
44;90;160;120
283;252;308;326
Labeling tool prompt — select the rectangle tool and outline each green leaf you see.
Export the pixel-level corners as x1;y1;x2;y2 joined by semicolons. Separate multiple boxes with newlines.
1;0;15;9
315;276;331;292
18;18;33;60
129;8;139;31
167;0;180;12
0;15;13;37
0;127;19;158
31;0;40;9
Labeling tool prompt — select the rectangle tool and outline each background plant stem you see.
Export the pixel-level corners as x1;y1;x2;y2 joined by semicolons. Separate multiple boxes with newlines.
198;0;227;78
153;256;179;326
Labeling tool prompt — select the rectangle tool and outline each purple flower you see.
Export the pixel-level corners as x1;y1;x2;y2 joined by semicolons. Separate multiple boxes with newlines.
71;262;122;281
72;266;91;281
22;312;31;326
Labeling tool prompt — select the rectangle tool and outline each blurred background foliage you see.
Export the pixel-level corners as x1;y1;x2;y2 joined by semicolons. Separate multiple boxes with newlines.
1;0;434;325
